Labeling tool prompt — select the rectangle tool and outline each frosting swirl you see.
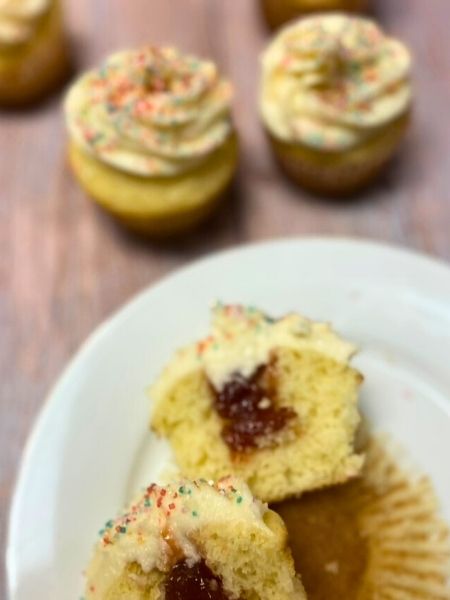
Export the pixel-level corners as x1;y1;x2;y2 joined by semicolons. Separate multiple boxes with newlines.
260;15;412;151
65;46;234;177
0;0;49;46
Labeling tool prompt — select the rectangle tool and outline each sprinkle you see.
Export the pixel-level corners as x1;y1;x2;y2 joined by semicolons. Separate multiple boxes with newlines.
192;510;198;517
237;496;243;504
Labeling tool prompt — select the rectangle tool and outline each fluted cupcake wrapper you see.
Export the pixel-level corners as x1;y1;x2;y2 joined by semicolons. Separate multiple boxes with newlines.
357;439;450;600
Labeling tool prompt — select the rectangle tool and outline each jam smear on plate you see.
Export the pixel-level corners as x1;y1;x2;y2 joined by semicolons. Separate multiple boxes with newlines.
165;559;230;600
212;362;297;453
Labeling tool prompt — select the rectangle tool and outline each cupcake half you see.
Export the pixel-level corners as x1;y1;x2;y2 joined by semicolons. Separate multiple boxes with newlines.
260;15;412;196
85;477;305;600
261;0;368;30
0;0;68;106
151;304;363;503
65;46;238;236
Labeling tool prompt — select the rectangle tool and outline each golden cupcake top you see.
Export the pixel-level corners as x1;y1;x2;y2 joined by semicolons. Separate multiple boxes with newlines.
65;46;234;177
260;14;412;151
85;477;266;598
152;303;355;400
0;0;49;45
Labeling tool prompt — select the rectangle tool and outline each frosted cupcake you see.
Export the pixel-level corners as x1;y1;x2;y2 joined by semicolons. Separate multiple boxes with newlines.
65;46;238;236
260;15;412;196
85;477;306;599
151;304;363;503
0;0;68;106
261;0;367;30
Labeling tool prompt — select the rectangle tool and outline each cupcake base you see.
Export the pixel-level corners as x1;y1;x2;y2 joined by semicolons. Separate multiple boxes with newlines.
268;113;410;197
0;1;69;107
68;134;238;237
262;0;367;29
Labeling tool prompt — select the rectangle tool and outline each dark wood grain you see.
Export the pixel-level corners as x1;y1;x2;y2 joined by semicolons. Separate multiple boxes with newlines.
1;0;450;594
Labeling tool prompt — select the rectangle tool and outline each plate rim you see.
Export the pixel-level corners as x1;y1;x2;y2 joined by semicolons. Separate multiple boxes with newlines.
6;235;450;596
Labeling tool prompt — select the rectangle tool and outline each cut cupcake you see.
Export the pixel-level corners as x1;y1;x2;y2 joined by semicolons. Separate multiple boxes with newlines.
85;476;305;600
151;304;363;503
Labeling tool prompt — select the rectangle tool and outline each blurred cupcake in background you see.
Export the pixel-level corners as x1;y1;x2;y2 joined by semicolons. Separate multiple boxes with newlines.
65;46;238;237
261;0;368;30
260;15;412;196
0;0;69;106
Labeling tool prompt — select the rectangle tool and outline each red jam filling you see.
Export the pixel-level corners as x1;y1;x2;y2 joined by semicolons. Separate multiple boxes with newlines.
165;559;229;600
212;363;297;453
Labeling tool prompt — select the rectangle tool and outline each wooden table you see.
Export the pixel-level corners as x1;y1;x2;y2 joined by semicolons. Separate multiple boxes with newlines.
1;0;449;594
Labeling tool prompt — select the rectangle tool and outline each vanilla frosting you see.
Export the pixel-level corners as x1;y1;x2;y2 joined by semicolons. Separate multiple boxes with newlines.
0;0;49;46
151;303;355;402
65;46;234;177
260;14;412;151
85;477;266;598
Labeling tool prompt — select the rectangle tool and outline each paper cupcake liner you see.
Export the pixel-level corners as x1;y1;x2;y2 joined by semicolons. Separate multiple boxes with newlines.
0;1;69;106
275;437;450;599
357;440;450;599
262;0;368;30
267;113;410;197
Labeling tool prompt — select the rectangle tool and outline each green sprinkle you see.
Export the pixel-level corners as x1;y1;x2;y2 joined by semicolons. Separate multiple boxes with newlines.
105;519;114;528
192;511;198;517
144;499;151;507
237;496;243;504
179;486;185;494
120;526;127;534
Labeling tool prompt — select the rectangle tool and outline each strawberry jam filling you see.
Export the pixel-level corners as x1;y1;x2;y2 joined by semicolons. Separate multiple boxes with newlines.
165;559;230;600
212;363;296;453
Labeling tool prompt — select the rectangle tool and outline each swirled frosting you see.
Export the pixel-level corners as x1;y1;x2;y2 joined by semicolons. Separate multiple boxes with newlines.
65;46;234;177
0;0;49;46
260;15;412;151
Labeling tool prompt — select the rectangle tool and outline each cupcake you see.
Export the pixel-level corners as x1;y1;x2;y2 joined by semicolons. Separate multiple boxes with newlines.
260;15;412;196
276;438;450;599
0;0;68;106
85;476;306;599
151;304;363;503
261;0;367;30
65;46;238;236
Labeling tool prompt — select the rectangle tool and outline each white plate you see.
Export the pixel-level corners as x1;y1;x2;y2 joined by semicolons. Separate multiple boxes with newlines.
7;237;450;600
